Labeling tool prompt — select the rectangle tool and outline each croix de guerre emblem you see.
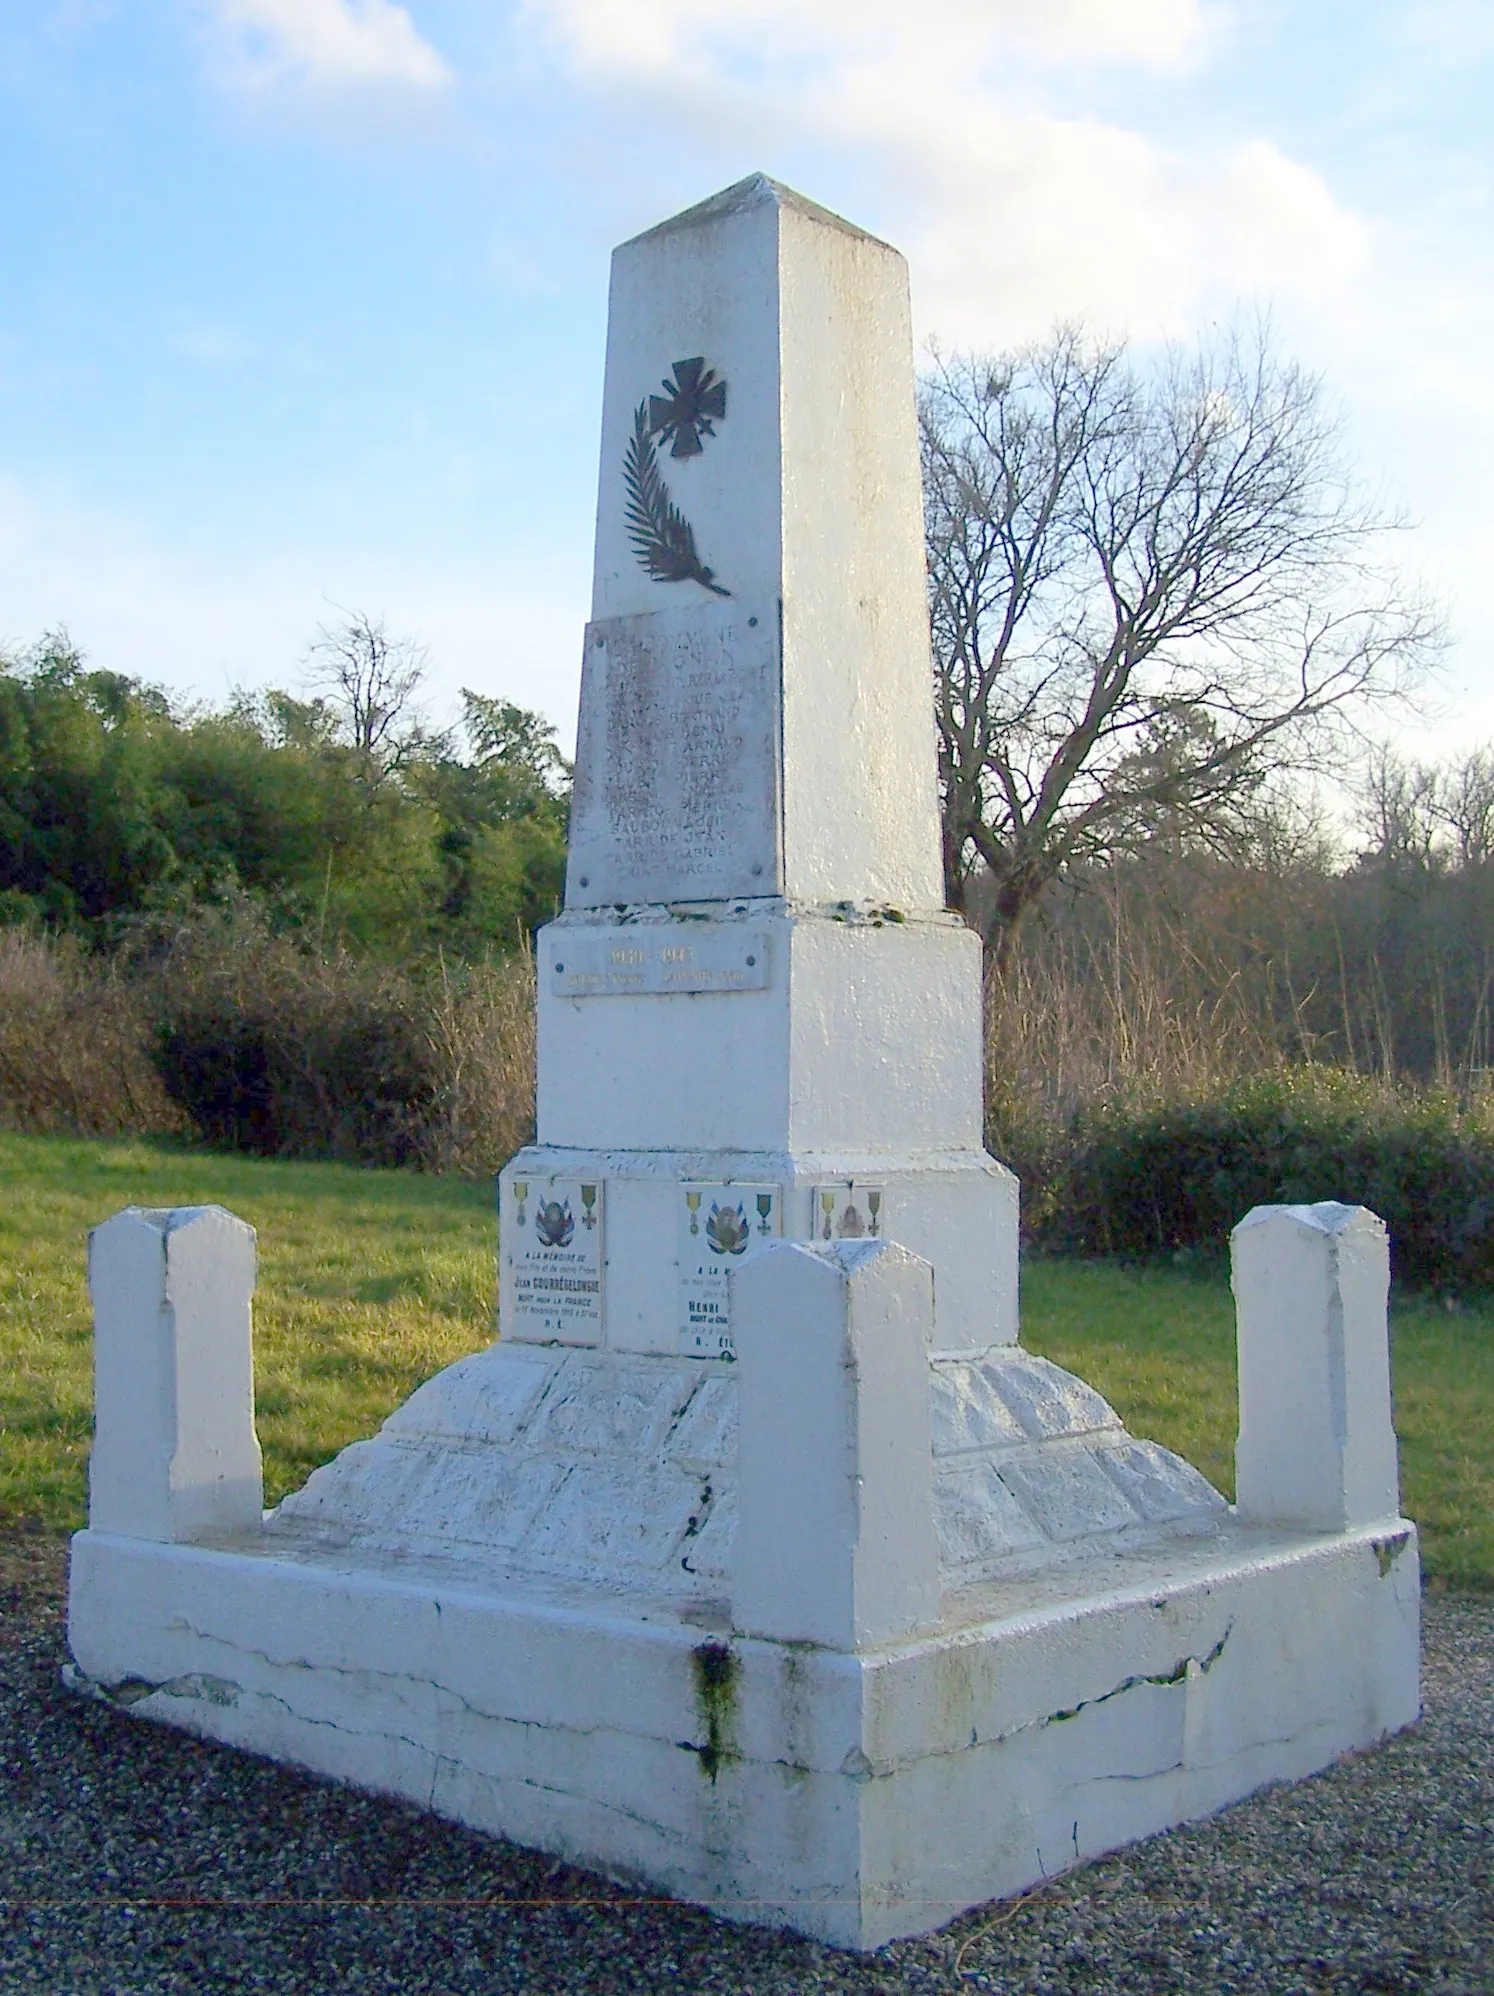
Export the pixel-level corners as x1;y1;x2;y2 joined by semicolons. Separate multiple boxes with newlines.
624;357;729;598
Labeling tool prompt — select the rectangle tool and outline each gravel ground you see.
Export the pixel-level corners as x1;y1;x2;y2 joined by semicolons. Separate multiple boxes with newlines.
1;1537;1490;1995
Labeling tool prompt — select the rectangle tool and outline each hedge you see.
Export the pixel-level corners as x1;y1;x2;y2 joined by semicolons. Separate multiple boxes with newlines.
1031;1069;1494;1293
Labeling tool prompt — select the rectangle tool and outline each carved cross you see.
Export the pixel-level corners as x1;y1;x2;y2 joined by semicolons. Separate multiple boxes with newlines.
648;357;727;458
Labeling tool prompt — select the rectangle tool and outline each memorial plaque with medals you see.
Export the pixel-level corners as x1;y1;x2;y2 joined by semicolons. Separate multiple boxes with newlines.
503;1175;604;1343
807;1182;886;1244
678;1181;780;1358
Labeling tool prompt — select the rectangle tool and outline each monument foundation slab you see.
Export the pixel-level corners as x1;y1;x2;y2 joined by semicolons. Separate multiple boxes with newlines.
67;1506;1417;1950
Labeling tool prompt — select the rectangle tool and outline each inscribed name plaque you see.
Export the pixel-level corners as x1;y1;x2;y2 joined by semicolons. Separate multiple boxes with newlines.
503;1175;603;1344
565;599;781;906
551;929;770;998
678;1182;780;1358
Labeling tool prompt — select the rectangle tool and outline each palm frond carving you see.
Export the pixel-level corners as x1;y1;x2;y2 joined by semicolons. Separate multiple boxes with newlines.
623;402;730;598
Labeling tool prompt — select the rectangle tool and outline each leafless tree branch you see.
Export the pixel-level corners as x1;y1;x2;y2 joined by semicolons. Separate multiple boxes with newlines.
303;609;434;783
921;323;1444;964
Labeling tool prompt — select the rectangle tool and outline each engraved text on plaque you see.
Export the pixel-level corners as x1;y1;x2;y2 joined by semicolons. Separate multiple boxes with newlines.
565;599;781;906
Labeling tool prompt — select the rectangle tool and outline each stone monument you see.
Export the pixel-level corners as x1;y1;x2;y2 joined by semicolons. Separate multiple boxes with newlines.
67;177;1420;1951
512;171;1016;1368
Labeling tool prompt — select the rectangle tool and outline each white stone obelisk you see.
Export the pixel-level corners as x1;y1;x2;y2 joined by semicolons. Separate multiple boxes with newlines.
500;175;1016;1360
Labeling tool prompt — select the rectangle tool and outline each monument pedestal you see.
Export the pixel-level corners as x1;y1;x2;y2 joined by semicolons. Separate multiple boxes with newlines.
67;1209;1419;1950
67;176;1419;1950
508;894;1017;1359
67;1514;1418;1950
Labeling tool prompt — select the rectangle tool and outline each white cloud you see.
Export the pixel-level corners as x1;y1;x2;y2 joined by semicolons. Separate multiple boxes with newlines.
522;0;1364;346
1220;140;1370;293
528;0;1211;80
210;0;451;89
1023;0;1209;65
837;93;1369;343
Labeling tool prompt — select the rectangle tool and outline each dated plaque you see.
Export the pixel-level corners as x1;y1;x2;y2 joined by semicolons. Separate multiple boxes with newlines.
565;599;781;906
503;1174;603;1344
678;1182;780;1359
551;928;769;998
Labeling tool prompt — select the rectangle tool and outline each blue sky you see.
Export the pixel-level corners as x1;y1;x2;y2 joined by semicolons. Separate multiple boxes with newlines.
1;1;1491;756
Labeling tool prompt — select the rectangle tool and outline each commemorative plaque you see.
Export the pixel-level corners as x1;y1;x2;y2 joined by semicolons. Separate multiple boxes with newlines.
551;928;769;998
503;1174;604;1344
677;1181;780;1358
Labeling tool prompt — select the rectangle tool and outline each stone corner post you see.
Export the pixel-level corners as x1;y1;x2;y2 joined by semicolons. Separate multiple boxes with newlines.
1231;1201;1400;1532
87;1204;263;1542
730;1237;940;1650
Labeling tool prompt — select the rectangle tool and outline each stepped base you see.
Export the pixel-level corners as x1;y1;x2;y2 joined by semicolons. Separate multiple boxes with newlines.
66;1516;1418;1951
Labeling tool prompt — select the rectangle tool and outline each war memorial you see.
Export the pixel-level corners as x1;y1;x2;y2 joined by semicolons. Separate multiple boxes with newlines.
65;176;1419;1950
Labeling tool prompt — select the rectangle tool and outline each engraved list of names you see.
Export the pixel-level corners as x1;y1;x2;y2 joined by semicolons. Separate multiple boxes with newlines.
565;599;781;906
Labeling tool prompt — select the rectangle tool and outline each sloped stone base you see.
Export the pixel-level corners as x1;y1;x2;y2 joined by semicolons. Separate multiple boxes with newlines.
257;1341;1228;1603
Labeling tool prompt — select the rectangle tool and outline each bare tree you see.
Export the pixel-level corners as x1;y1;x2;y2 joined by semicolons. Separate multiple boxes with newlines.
1354;744;1494;872
921;324;1442;966
303;609;434;780
1357;747;1443;870
1441;750;1494;869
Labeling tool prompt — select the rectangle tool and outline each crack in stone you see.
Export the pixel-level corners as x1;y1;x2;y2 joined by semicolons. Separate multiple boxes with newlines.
75;1625;695;1766
874;1622;1237;1778
66;1618;1236;1808
69;1659;712;1852
1043;1624;1232;1726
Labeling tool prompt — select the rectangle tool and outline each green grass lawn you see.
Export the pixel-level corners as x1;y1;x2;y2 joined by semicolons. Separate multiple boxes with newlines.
0;1132;495;1527
1020;1256;1494;1593
2;1132;1489;1588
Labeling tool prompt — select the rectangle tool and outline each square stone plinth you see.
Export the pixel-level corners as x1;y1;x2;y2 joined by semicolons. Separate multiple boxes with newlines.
67;1518;1418;1950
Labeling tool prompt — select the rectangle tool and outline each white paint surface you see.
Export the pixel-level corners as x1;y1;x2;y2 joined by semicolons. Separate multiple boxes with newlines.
577;174;942;911
536;908;983;1154
532;175;1010;1391
68;1181;1420;1948
498;1148;1018;1357
66;1519;1420;1952
591;180;783;625
775;190;944;912
87;1206;261;1544
733;1240;941;1649
1233;1202;1402;1531
253;1324;1225;1601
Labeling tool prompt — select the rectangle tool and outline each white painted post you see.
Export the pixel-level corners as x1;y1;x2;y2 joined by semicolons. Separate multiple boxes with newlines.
88;1205;263;1542
1232;1202;1400;1531
730;1238;940;1649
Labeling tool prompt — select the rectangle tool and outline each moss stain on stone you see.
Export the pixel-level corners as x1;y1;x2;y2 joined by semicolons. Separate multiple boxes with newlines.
690;1638;739;1783
1373;1530;1411;1578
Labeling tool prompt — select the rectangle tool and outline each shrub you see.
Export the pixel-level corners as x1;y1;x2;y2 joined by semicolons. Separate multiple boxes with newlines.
0;917;536;1176
0;929;183;1138
1038;1068;1494;1293
144;911;535;1175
